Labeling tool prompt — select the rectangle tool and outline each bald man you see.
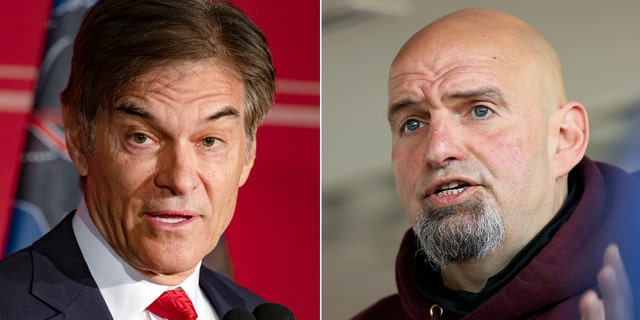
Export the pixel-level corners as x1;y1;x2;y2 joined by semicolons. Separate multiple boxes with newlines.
353;8;640;320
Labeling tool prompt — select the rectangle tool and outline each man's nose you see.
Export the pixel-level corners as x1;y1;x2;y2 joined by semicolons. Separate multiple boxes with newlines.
155;143;199;195
424;115;465;169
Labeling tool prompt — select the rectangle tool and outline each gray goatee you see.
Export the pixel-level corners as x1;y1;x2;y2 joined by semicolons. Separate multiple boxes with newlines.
413;197;504;270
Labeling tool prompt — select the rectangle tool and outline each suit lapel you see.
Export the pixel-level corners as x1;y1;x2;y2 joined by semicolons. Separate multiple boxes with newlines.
199;266;266;317
30;212;113;319
199;268;236;316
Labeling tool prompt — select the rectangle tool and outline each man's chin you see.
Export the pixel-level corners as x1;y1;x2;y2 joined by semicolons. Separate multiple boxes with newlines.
141;261;201;285
413;198;505;269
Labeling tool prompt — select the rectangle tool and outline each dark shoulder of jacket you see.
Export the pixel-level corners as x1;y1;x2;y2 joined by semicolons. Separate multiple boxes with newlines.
0;247;34;284
0;247;59;319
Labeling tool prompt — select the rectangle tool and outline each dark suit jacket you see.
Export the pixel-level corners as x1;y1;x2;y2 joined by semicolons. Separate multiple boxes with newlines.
0;212;264;319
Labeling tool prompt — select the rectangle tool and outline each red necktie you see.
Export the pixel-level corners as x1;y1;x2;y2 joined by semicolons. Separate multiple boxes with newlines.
147;289;198;320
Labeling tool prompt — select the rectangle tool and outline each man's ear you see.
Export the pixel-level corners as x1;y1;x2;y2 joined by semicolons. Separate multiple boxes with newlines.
239;138;256;187
552;102;589;178
62;105;89;177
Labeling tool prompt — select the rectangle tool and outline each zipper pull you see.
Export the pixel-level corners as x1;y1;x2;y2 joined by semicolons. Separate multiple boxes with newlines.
429;304;444;320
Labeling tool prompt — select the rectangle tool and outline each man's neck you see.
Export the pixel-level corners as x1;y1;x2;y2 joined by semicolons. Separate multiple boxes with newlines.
439;215;561;293
440;248;515;292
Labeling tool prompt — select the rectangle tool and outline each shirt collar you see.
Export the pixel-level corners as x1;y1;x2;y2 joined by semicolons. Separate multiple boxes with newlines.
72;198;204;320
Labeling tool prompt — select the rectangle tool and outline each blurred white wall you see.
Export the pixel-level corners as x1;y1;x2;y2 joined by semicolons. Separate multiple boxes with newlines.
322;1;640;319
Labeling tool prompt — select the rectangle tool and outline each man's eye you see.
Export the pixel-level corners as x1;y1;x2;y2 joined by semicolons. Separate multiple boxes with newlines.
472;105;492;118
131;133;148;144
402;119;424;133
202;137;219;147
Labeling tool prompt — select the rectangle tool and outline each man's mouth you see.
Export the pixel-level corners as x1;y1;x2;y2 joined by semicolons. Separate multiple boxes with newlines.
149;213;194;224
434;181;469;197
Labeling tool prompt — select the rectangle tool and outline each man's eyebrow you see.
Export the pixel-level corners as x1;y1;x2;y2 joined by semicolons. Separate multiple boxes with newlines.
388;98;419;122
115;102;153;120
208;106;240;121
444;88;506;105
114;103;239;122
387;89;505;121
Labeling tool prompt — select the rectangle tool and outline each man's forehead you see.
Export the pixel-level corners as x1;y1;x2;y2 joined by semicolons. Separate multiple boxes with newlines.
106;59;246;122
391;35;522;79
390;8;542;73
116;60;241;99
389;57;510;100
134;60;239;85
388;23;550;110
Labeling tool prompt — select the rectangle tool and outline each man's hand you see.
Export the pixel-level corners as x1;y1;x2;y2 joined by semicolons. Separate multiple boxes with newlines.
579;244;633;320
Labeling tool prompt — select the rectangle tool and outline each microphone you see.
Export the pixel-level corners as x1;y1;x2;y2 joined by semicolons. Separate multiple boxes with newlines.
253;303;295;320
223;308;257;320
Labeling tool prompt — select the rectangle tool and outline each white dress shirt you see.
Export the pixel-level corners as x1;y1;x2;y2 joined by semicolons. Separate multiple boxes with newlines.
72;199;218;320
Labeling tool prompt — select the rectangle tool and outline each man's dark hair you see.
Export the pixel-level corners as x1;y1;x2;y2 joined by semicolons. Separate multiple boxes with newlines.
61;0;275;151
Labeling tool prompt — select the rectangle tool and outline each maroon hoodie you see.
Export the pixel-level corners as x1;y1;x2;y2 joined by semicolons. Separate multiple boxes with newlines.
353;158;640;319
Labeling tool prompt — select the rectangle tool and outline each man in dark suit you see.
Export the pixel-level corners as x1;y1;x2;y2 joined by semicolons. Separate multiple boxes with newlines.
0;0;276;318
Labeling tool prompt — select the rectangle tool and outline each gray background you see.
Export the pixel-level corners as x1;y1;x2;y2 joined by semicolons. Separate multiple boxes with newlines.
322;1;640;319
